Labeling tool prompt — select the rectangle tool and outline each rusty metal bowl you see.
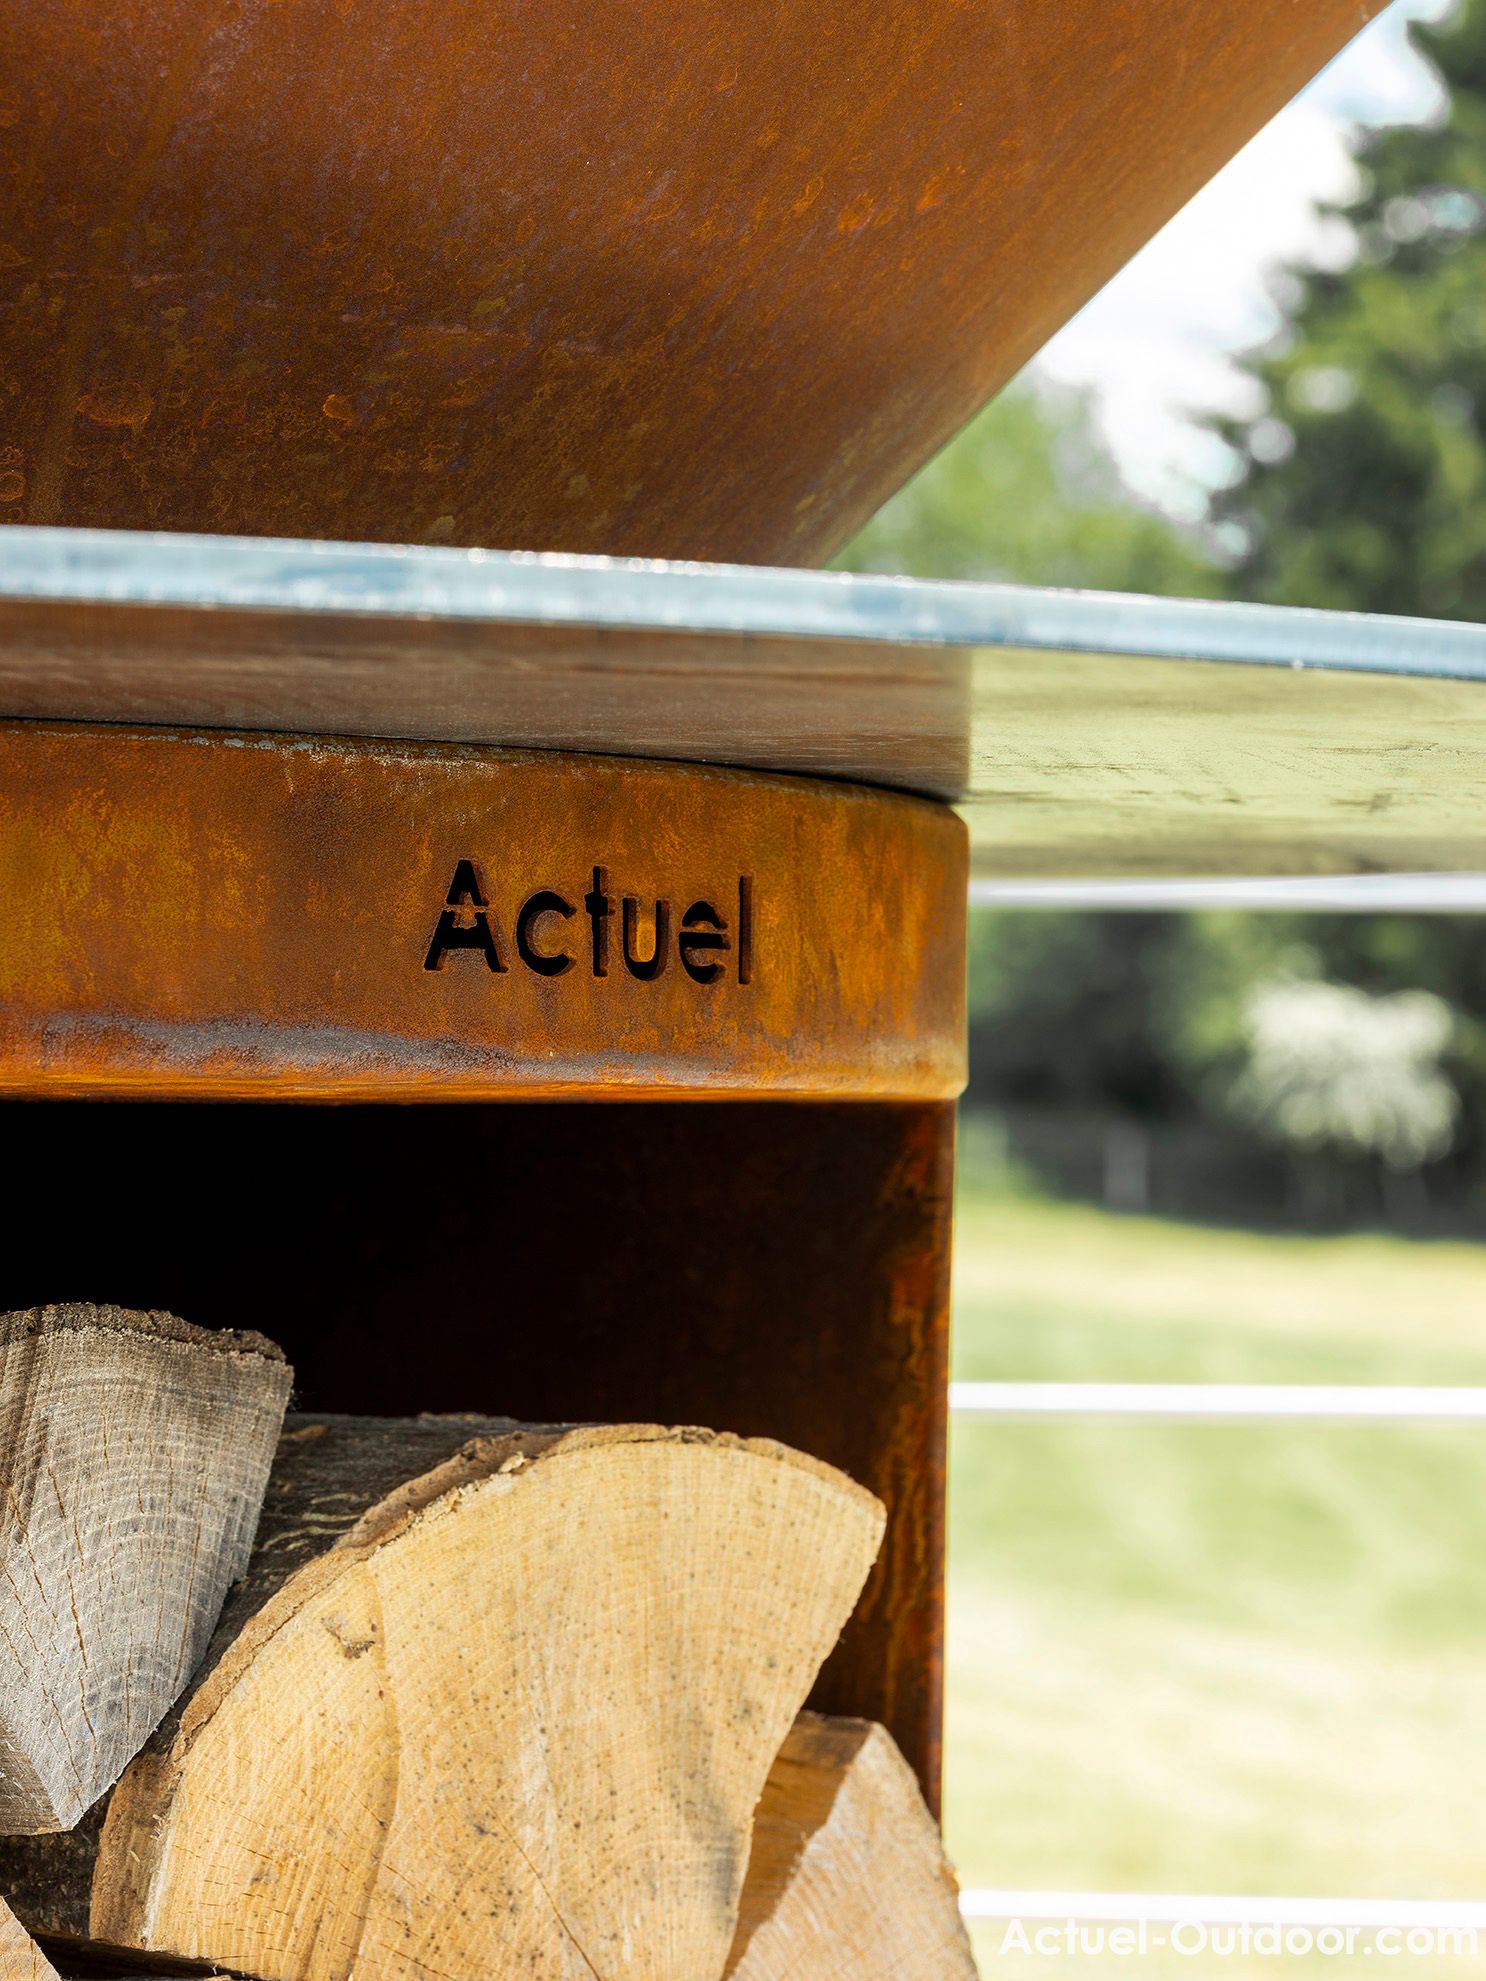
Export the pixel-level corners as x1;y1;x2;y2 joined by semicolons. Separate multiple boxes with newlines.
1;0;1379;562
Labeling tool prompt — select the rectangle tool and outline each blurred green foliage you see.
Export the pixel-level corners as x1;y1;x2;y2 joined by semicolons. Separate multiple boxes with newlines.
1215;0;1486;618
967;910;1486;1119
833;383;1218;594
831;6;1486;1225
965;908;1486;1218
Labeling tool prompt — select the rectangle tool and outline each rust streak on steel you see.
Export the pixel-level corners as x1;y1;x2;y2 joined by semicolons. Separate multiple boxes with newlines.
0;0;1386;562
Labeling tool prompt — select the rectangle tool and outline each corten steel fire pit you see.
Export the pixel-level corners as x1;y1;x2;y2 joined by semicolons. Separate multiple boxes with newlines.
0;597;967;1796
4;530;1486;1833
0;0;1471;1887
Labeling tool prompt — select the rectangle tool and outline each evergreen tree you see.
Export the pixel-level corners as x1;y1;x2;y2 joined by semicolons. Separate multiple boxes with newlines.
835;47;1486;1226
1210;3;1486;1207
1217;0;1486;620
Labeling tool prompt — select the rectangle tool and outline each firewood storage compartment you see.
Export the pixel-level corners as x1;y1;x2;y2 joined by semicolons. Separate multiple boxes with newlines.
0;690;968;1804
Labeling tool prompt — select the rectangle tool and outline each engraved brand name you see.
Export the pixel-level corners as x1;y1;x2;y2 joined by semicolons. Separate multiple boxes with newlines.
424;860;755;985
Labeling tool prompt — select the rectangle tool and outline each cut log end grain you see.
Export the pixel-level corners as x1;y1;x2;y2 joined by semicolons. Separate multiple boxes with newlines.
728;1713;979;1981
0;1900;56;1981
1;1416;885;1981
0;1901;61;1981
0;1304;291;1834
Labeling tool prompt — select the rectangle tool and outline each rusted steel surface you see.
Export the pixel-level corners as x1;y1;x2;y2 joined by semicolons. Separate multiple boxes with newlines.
0;1095;955;1807
0;721;967;1100
0;0;1382;563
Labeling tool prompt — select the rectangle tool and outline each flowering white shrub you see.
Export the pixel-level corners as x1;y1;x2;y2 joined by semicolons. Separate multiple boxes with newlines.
1232;979;1459;1169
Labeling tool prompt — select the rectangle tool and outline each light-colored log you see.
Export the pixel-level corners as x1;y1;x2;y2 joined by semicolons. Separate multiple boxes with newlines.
0;1304;291;1833
727;1713;978;1981
0;1416;884;1981
0;1900;56;1981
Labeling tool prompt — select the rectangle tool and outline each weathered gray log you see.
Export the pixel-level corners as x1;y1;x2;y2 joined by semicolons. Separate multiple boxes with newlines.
0;1414;885;1981
0;1305;291;1833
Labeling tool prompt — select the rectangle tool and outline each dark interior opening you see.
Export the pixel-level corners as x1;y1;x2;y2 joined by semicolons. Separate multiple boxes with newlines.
4;1095;953;1798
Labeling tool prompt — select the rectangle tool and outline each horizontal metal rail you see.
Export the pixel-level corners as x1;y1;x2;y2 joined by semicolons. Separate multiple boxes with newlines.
949;1382;1486;1420
969;873;1486;911
958;1891;1486;1928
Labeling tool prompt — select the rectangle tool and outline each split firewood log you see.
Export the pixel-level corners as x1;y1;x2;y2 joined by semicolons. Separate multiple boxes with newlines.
0;1900;55;1981
0;1416;884;1981
0;1304;291;1833
727;1713;979;1981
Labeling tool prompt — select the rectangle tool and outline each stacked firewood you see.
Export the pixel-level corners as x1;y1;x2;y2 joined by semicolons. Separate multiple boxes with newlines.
0;1304;976;1981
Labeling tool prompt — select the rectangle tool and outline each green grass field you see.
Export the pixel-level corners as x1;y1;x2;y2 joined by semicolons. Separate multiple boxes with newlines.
944;1189;1486;1977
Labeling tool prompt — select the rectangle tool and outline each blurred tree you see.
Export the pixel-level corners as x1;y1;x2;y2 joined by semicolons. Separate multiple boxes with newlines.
831;29;1486;1227
1215;0;1486;618
1230;980;1458;1167
1204;1;1486;1209
965;911;1192;1116
1244;913;1486;1183
834;383;1217;594
965;906;1486;1225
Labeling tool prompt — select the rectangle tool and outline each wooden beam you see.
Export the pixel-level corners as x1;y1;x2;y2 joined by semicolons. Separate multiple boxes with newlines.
5;564;1485;882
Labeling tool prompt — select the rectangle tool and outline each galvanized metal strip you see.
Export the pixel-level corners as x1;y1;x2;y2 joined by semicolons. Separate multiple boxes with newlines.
4;525;1486;681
